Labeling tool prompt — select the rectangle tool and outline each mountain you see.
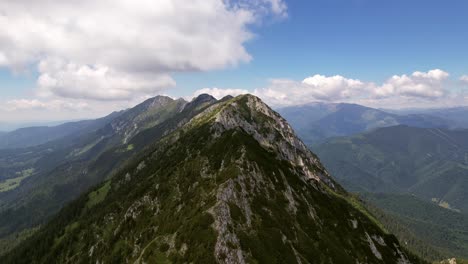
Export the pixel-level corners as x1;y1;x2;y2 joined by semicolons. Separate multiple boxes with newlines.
0;121;76;133
0;95;196;253
0;115;121;149
313;125;468;259
361;193;468;260
278;103;451;145
385;107;468;129
423;107;468;129
314;125;468;214
2;95;421;263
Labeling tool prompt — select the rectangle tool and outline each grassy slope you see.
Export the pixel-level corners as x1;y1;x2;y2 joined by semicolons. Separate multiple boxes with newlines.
0;97;192;255
314;126;468;259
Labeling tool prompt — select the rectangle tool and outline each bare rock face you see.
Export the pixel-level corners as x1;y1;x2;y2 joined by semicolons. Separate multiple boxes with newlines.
110;95;187;143
213;95;336;188
188;95;415;264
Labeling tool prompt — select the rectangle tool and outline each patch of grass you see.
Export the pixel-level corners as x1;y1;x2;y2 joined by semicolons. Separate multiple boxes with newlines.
0;168;35;192
86;181;112;209
228;202;245;223
70;138;102;157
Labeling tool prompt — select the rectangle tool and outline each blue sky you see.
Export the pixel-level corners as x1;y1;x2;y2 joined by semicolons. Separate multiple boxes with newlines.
171;0;468;96
0;0;467;122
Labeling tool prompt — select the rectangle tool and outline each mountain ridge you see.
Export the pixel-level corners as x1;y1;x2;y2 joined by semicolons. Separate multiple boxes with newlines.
278;102;452;146
0;94;208;254
2;94;422;263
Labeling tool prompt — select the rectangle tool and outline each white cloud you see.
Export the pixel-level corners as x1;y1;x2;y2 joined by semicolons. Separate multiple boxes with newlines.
375;69;449;98
254;75;369;106
5;99;89;111
0;96;155;122
226;0;287;18
301;75;368;100
0;0;286;101
460;75;468;84
190;87;249;100
0;52;8;66
252;69;453;107
36;58;176;101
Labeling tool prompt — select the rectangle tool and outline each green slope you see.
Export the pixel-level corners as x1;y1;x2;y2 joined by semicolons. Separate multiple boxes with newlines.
0;95;200;254
361;193;468;260
314;125;468;259
2;95;423;264
314;125;468;213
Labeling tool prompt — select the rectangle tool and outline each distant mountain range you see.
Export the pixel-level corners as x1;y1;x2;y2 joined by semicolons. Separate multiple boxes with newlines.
276;102;468;260
385;106;468;129
314;125;468;213
0;121;75;133
278;102;460;145
0;95;191;253
312;125;468;260
0;95;422;263
0;115;121;149
3;101;468;150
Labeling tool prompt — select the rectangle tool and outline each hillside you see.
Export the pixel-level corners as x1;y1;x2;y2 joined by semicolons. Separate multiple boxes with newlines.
0;115;120;149
2;95;422;263
0;95;198;253
314;125;468;259
361;193;468;260
314;125;468;213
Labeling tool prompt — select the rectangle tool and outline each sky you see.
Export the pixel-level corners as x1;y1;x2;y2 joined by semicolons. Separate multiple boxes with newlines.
1;0;468;122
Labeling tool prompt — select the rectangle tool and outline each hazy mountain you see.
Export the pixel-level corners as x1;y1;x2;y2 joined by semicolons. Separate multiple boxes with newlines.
278;103;451;145
2;95;421;263
0;116;119;149
383;107;468;129
313;125;468;259
314;125;468;213
423;107;468;128
0;96;190;150
0;121;75;133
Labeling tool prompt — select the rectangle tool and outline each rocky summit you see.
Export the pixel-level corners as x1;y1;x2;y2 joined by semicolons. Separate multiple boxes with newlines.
3;95;423;264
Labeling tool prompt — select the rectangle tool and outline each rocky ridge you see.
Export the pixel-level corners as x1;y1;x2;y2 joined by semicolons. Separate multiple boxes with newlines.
2;94;423;264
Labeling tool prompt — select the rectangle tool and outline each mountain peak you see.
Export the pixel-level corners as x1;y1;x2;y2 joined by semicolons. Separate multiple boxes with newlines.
209;94;336;187
192;93;217;104
3;94;418;264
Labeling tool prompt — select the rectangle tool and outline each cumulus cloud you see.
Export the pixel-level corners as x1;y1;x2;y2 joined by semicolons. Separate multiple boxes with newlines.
5;99;89;111
0;96;157;122
375;69;449;99
460;75;468;84
0;0;286;101
36;58;176;101
252;69;453;107
254;75;369;106
190;87;249;100
301;75;368;100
